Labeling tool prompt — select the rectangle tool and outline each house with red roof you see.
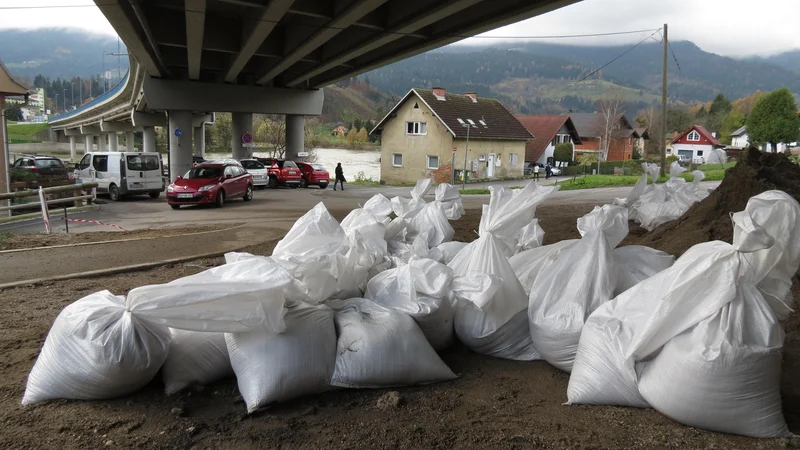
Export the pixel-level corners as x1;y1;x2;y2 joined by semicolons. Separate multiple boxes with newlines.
668;125;724;164
516;115;581;165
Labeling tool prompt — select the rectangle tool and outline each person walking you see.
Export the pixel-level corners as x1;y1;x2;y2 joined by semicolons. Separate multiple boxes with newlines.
334;162;346;191
545;164;552;179
533;164;540;181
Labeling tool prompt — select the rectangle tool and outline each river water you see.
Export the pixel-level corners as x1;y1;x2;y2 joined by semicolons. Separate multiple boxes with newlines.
204;148;381;182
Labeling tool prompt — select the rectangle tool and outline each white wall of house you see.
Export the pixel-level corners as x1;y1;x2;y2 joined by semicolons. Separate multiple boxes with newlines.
539;132;573;164
731;133;749;148
672;143;713;163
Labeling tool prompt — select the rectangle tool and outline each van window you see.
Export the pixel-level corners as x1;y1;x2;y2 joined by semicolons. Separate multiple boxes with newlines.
93;155;108;172
77;154;91;170
126;155;160;171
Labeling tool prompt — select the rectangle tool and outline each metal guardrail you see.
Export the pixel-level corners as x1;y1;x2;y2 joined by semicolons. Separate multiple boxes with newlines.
0;182;98;212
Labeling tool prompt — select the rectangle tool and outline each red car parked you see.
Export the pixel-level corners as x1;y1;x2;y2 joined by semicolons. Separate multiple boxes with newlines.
295;162;330;189
166;163;253;209
257;158;302;189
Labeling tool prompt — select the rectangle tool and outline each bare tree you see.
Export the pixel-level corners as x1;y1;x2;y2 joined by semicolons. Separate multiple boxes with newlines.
637;106;662;156
256;117;286;158
593;92;625;161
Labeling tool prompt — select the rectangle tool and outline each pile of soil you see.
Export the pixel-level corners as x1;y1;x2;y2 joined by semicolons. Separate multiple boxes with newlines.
634;148;800;256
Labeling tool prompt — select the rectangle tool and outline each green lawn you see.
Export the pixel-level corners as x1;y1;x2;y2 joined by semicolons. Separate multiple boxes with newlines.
697;162;735;171
7;123;49;136
557;170;725;191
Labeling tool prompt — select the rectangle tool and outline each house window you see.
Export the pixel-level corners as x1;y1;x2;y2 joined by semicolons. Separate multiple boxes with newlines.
406;122;427;135
510;153;519;165
697;150;704;156
392;153;403;167
427;155;439;169
413;102;419;109
687;130;700;141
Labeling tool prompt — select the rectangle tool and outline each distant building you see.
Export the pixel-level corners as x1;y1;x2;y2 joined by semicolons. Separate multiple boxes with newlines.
332;125;348;136
669;125;724;164
371;87;532;184
569;112;639;161
728;125;794;152
0;57;29;199
515;115;581;164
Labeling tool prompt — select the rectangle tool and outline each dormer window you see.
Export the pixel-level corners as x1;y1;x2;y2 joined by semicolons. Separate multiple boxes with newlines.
687;130;700;141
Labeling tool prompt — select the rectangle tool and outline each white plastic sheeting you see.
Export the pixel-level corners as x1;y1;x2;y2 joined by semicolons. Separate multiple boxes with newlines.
527;204;628;372
365;258;455;350
162;330;232;395
227;301;336;413
434;183;465;220
327;298;456;388
568;191;800;438
612;245;675;296
448;182;559;360
22;257;291;404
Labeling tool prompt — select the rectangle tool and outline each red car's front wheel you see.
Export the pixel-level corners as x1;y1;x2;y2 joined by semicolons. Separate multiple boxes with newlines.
215;190;225;207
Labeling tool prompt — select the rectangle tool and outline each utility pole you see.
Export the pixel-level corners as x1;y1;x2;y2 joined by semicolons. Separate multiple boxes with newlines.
461;123;471;190
660;23;668;177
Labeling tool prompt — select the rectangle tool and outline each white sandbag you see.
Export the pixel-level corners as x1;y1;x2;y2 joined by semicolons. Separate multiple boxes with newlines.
365;258;455;350
510;239;578;295
568;191;800;438
614;163;658;219
635;200;684;231
515;219;545;253
391;178;433;220
387;231;443;264
612;245;675;296
437;241;469;264
409;201;454;247
227;301;336;413
162;329;232;395
22;257;291;405
449;182;559;360
385;216;409;241
434;183;465;220
327;298;456;388
528;204;628;372
362;193;393;218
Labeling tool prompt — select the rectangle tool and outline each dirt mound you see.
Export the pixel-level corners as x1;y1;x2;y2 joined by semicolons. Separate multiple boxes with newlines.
634;148;800;256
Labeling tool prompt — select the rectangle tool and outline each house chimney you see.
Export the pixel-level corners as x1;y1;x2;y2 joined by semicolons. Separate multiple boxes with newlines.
673;131;679;139
432;86;446;99
464;91;477;101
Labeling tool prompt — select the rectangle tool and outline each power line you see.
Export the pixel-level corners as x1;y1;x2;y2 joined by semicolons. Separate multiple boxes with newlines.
0;4;97;9
468;29;661;40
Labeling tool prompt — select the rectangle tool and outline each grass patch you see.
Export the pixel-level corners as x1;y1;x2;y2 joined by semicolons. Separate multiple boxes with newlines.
558;171;725;191
460;186;524;195
0;232;12;245
697;162;735;171
7;123;49;137
349;180;380;186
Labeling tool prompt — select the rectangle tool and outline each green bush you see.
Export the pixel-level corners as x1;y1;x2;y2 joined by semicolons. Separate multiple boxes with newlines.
666;155;679;164
553;143;573;163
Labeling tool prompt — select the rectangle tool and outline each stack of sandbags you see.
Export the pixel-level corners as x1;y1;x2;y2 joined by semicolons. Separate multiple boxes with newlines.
636;162;710;231
527;204;629;372
448;182;559;360
568;190;800;438
434;183;465;220
22;257;291;404
365;258;455;350
613;163;659;219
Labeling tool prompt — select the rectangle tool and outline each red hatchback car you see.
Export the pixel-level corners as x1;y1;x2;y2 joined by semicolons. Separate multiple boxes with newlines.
166;163;253;209
295;162;330;189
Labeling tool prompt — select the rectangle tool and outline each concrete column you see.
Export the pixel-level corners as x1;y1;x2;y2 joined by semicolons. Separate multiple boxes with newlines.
84;135;93;154
285;114;304;161
98;134;107;152
193;124;205;158
108;133;118;152
126;131;135;152
69;136;77;161
168;110;193;182
142;127;156;153
231;112;252;160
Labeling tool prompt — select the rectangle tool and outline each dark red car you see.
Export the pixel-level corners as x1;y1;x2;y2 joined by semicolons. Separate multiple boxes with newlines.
166;163;253;209
295;162;330;189
257;158;302;189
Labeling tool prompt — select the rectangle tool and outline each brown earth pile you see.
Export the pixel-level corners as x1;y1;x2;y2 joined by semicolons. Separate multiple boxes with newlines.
634;148;800;256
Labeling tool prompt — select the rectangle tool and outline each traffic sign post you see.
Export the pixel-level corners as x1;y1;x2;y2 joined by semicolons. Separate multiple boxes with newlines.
451;146;457;184
174;128;182;137
241;132;254;148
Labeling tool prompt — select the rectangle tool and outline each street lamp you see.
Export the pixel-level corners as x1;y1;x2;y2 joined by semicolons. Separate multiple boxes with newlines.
102;50;128;93
461;122;471;191
63;88;67;111
55;93;59;114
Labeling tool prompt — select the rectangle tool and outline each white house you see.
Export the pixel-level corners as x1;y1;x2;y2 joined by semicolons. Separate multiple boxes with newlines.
669;125;725;164
515;115;581;165
728;125;794;152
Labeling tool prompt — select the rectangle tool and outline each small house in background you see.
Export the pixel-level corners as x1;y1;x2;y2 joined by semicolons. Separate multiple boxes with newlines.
370;87;532;184
668;125;724;164
634;127;649;157
515;115;581;165
569;112;639;161
728;125;794;153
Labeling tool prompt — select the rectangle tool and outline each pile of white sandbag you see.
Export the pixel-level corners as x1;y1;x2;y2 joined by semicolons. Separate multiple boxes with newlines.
633;161;710;231
568;190;800;438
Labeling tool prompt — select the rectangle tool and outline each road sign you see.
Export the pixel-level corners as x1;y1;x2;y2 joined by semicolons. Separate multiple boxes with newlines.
242;132;253;144
242;143;254;148
174;128;182;137
297;151;309;157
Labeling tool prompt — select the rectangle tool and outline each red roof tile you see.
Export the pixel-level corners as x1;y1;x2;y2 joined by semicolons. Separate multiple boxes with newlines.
516;115;581;162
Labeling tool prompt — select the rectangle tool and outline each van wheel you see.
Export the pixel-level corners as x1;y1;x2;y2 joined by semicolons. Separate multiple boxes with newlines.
243;185;253;201
268;176;278;189
170;204;180;210
215;190;225;208
109;184;120;201
300;178;308;188
149;191;160;199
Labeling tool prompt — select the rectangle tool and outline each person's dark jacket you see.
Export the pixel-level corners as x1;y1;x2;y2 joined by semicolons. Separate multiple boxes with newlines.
335;165;345;182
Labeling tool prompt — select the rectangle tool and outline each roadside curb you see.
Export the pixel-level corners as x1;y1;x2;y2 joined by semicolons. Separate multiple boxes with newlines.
0;222;249;254
0;245;251;290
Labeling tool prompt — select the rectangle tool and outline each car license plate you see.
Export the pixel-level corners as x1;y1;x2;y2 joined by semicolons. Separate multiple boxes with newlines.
289;171;296;175
177;193;193;198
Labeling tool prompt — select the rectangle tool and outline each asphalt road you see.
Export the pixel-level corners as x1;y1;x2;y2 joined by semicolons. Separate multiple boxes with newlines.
0;180;722;235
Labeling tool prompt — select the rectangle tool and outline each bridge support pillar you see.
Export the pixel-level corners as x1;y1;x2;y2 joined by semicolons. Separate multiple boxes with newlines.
98;134;107;152
108;133;119;152
285;114;304;161
142;126;156;153
231;112;252;160
69;136;77;161
126;131;135;151
169;110;193;182
84;135;93;154
193;124;205;159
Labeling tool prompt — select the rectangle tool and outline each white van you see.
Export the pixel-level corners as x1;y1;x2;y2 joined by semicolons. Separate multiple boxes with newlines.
74;152;165;201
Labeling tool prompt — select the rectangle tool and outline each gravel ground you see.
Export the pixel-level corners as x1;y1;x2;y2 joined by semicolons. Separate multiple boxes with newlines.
1;204;797;449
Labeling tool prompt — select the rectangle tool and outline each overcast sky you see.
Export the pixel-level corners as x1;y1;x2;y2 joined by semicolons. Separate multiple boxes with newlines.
0;0;798;57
